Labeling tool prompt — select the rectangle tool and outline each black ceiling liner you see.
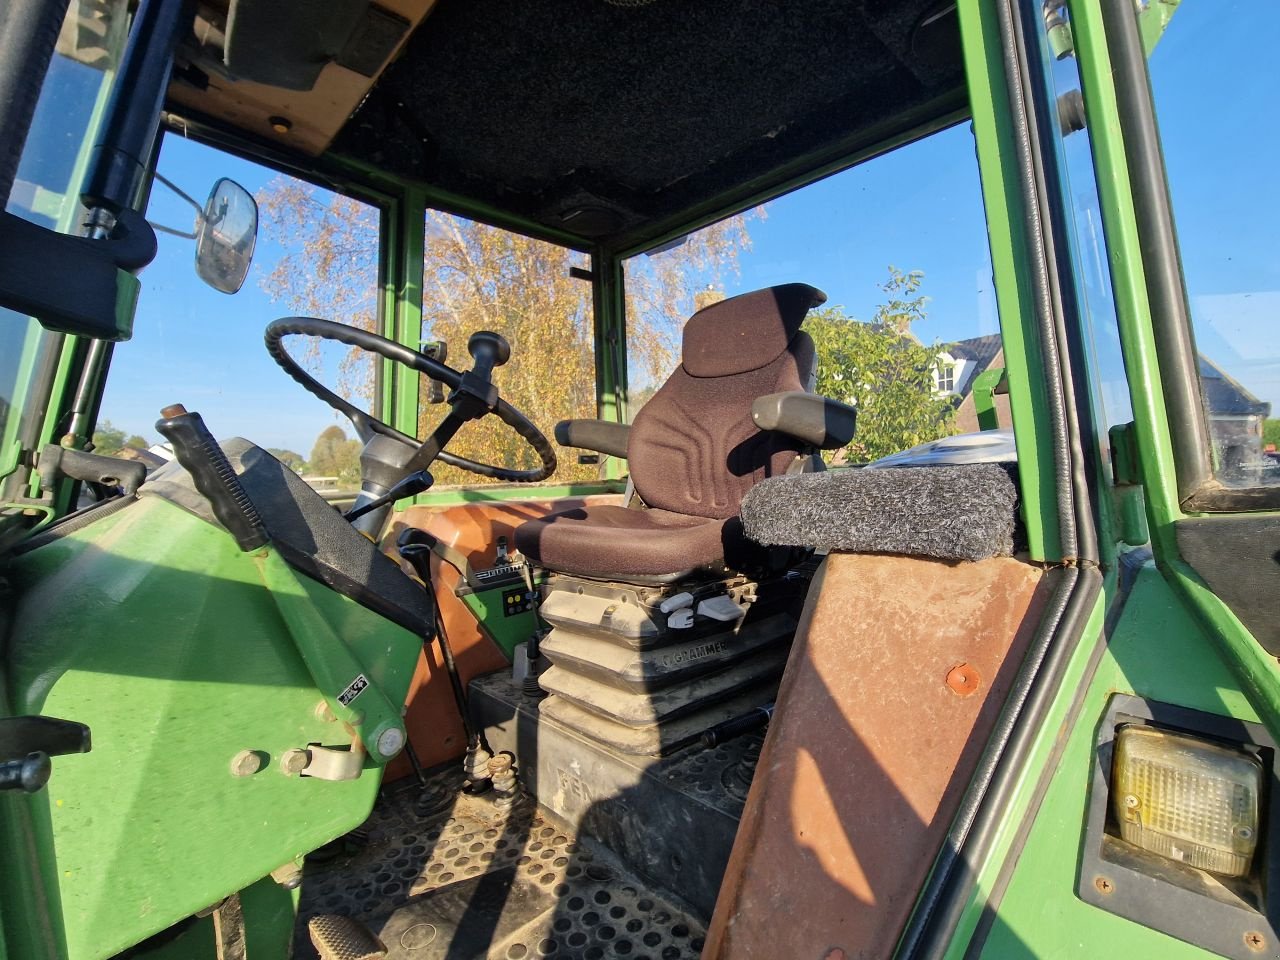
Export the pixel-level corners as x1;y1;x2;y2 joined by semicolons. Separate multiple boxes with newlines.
332;0;965;247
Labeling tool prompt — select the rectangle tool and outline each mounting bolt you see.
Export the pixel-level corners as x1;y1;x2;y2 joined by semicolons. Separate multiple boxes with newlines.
1245;931;1267;953
230;750;264;777
1123;794;1139;809
946;663;980;696
270;861;303;890
1093;875;1114;895
280;749;310;776
373;724;406;759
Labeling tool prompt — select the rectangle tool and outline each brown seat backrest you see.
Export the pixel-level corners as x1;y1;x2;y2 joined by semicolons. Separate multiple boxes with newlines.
627;283;827;521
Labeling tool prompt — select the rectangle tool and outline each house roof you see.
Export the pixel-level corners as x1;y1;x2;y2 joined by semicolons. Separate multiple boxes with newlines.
942;334;1270;419
948;334;1002;371
943;334;1003;400
1198;355;1271;417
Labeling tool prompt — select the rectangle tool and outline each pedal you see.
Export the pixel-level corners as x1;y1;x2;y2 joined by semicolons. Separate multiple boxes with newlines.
307;915;387;960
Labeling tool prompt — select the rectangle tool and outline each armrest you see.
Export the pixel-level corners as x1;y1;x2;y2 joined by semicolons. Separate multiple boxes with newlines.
553;419;631;459
751;391;857;450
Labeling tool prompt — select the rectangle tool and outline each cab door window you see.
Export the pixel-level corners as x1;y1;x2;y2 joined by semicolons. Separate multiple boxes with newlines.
1;0;128;500
1145;1;1280;488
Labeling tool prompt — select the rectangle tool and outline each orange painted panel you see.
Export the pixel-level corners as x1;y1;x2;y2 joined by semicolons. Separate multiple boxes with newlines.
380;496;619;779
705;552;1050;959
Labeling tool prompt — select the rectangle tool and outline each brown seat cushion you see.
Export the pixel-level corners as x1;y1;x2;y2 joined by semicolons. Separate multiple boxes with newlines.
514;503;734;578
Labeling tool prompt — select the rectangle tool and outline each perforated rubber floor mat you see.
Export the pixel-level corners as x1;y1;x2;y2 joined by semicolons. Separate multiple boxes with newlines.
295;773;706;960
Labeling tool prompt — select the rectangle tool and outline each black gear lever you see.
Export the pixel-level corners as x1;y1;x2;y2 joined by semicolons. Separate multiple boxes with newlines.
466;331;510;381
448;331;510;422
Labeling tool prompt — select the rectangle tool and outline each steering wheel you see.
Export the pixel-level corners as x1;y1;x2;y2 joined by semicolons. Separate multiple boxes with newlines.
264;317;556;483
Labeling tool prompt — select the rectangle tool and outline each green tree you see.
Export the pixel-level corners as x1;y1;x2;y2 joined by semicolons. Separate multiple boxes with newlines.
1263;418;1280;451
267;448;306;472
308;425;361;485
807;267;955;463
92;421;149;457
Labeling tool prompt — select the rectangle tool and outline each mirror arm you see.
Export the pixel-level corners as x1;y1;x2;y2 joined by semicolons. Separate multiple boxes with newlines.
148;171;201;238
148;220;197;240
151;171;202;218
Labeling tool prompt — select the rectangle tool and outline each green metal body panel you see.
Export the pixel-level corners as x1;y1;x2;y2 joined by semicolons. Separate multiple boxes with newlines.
958;0;1061;563
970;366;1005;433
6;496;422;959
959;561;1245;958
410;479;624;509
116;876;297;960
459;588;538;661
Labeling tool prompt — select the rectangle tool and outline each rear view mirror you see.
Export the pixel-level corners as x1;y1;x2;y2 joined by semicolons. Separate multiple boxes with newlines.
195;178;258;295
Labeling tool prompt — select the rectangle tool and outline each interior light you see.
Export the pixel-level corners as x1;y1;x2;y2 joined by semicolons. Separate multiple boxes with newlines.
1112;725;1263;878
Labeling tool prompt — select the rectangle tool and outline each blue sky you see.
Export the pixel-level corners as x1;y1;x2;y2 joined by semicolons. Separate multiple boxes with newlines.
97;1;1278;455
99;138;364;454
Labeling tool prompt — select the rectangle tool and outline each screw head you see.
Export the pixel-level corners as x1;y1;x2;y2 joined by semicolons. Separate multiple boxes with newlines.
230;750;263;777
1245;931;1266;953
1093;875;1114;895
1124;794;1140;809
946;663;981;696
280;749;310;776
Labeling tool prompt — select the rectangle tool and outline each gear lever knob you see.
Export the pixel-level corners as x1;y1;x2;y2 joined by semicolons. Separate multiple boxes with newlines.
467;331;511;369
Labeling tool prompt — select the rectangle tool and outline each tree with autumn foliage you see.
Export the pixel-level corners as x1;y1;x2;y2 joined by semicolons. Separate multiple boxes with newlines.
257;179;755;484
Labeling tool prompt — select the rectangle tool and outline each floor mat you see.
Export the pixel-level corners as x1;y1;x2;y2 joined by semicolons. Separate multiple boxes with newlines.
295;771;706;960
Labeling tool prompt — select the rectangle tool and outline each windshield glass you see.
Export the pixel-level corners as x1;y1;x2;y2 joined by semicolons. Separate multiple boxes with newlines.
97;135;382;497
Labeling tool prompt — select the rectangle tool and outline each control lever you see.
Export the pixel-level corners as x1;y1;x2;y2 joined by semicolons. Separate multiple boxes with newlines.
447;331;510;421
0;715;92;793
344;469;433;523
466;330;511;380
154;404;267;551
398;532;493;793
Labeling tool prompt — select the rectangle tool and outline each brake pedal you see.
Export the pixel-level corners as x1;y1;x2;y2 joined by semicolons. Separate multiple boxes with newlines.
307;915;387;960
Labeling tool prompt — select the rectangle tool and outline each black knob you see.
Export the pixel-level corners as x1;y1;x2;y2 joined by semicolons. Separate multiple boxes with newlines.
467;331;511;368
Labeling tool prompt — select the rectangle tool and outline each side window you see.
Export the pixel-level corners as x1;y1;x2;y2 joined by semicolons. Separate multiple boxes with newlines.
98;135;382;494
1146;1;1280;488
1037;7;1134;468
624;123;1001;465
418;211;597;485
1;0;128;498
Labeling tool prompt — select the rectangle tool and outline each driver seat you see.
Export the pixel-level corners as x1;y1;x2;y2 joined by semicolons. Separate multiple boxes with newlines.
515;283;845;579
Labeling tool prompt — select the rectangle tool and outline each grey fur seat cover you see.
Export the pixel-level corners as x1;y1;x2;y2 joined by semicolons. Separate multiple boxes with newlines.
739;464;1018;562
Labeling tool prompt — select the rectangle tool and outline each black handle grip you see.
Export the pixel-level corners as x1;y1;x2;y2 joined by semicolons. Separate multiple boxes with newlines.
154;405;268;551
467;331;511;380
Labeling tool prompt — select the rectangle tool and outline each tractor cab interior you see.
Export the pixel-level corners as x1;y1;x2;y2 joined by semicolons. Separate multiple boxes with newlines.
1;2;1070;959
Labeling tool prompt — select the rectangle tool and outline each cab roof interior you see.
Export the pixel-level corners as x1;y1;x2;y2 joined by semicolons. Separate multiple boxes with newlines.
174;0;967;252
